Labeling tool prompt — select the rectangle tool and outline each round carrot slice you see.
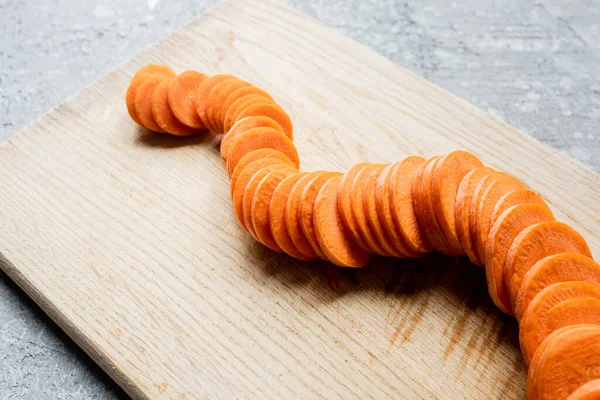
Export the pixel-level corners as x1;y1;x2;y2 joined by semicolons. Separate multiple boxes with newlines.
204;77;248;133
484;203;555;315
222;86;274;132
226;127;300;177
194;74;233;128
455;167;495;266
351;164;388;256
516;253;600;321
299;171;342;259
126;64;175;125
489;189;548;231
235;103;293;140
567;379;600;400
269;173;315;261
338;163;372;252
521;295;600;366
224;94;274;133
230;149;294;196
168;71;208;129
430;150;484;254
527;325;600;400
221;117;284;168
504;221;592;310
211;79;252;133
134;75;169;133
151;78;198;136
231;159;294;230
250;168;297;251
314;177;371;267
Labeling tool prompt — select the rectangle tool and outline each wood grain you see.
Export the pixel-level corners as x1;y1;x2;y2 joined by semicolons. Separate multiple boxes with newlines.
0;0;598;398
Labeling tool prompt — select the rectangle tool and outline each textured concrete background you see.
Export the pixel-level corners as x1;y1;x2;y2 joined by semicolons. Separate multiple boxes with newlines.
1;0;599;398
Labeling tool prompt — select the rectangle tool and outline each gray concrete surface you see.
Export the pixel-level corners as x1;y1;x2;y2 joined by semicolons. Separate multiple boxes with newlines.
1;0;599;398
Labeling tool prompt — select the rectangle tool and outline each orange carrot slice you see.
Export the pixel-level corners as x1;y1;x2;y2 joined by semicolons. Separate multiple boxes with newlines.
151;78;198;136
338;163;372;252
526;325;600;400
226;127;300;177
210;79;252;133
567;379;600;400
235;103;293;140
489;189;548;231
455;166;495;265
221;116;284;168
484;203;555;315
314;176;371;267
230;149;294;196
516;253;600;321
201;76;239;132
250;168;297;251
134;75;169;133
126;64;175;125
222;86;274;131
430;150;484;254
387;156;430;254
194;74;233;128
224;94;274;133
269;173;315;261
168;70;208;129
520;281;600;366
504;221;592;310
351;164;388;256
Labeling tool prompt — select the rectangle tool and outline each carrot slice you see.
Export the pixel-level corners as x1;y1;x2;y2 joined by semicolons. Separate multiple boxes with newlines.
526;324;600;400
224;94;274;133
314;176;371;267
222;86;274;132
134;75;169;133
484;203;555;315
387;156;430;254
567;379;600;400
231;159;294;230
338;164;371;252
168;70;208;129
351;164;388;256
221;117;284;168
516;253;600;321
250;168;297;251
489;189;548;231
287;173;327;259
455;166;495;265
210;79;252;133
201;77;239;132
226;127;300;177
235;103;293;140
269;173;315;261
151;78;198;136
230;149;294;196
194;74;233;128
430;151;484;254
474;173;528;263
299;172;342;259
126;64;175;125
504;221;592;310
520;282;600;366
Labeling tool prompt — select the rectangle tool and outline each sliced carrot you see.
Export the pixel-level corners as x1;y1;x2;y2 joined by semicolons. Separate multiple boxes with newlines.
520;282;600;366
126;64;175;125
430;150;484;254
351;164;388;256
299;172;342;259
211;79;252;133
504;221;592;310
250;168;297;251
386;156;430;254
337;163;372;252
221;86;273;130
314;176;371;267
223;94;274;133
231;159;294;230
269;173;315;261
526;324;600;400
151;78;198;136
489;189;548;230
516;253;600;321
567;379;600;400
484;203;555;315
194;74;233;128
134;75;169;133
226;127;300;177
204;77;247;132
235;103;293;140
230;149;294;196
474;173;528;263
455;166;495;265
221;117;284;168
168;70;208;129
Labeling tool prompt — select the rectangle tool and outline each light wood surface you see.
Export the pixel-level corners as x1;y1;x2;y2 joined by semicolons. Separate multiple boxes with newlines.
1;0;599;398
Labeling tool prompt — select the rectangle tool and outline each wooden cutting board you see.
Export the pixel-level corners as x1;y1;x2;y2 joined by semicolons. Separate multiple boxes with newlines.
1;0;599;398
